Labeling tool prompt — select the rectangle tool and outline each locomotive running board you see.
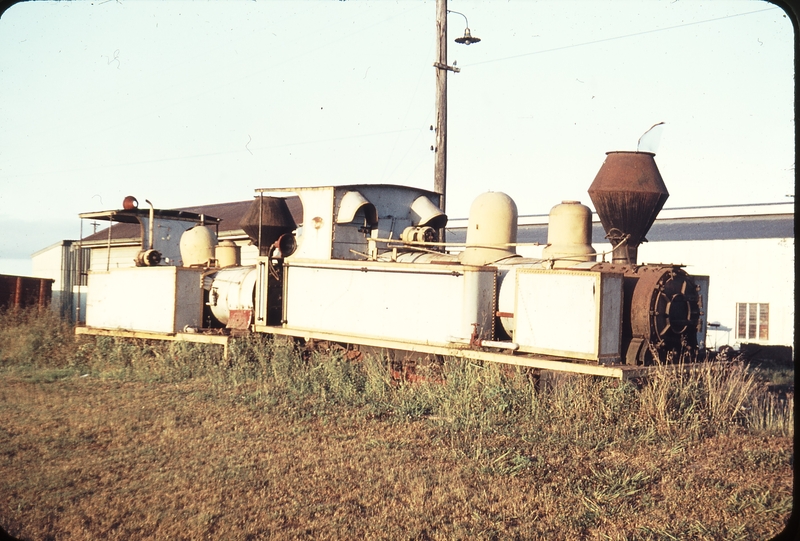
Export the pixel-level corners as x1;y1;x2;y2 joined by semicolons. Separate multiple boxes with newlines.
74;325;671;380
75;326;232;359
255;324;658;380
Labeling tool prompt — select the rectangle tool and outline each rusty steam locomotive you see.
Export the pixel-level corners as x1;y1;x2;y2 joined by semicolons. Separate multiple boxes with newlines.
76;151;708;380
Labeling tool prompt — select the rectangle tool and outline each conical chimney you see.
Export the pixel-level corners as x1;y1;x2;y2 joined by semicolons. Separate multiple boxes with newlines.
588;151;668;264
240;197;297;256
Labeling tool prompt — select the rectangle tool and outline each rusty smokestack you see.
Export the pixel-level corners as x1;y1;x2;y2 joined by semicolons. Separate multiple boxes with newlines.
240;197;297;256
588;151;669;265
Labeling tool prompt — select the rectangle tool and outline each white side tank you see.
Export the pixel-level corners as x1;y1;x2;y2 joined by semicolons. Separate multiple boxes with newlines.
207;266;258;325
458;192;518;266
541;201;596;268
180;225;218;267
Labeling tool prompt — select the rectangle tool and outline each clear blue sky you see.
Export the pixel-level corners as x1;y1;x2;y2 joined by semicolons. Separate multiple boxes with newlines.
0;0;794;276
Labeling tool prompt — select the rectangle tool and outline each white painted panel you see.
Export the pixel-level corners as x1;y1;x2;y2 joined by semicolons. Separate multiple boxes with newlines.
31;243;63;285
85;267;203;333
283;262;494;345
31;243;65;314
89;246;140;271
514;269;621;361
239;243;259;266
292;189;334;260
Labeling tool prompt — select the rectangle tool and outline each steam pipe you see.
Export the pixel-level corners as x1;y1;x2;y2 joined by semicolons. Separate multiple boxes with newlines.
372;236;542;249
257;193;263;257
106;220;112;271
145;199;155;251
76;219;83;323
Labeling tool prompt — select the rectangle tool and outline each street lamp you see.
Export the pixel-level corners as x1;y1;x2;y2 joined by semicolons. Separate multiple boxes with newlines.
433;0;481;217
451;10;481;45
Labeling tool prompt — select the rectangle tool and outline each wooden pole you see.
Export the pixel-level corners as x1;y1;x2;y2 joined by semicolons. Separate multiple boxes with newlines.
434;0;447;213
38;279;47;310
13;276;22;310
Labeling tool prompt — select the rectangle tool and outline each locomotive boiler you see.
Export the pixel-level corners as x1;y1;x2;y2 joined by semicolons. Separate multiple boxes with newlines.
77;151;708;379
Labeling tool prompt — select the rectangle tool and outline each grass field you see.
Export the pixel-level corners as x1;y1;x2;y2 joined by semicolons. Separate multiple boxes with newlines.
0;310;794;540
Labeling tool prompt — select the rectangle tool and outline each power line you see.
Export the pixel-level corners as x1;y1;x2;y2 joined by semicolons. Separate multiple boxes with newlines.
380;45;435;183
6;3;429;169
1;127;424;179
463;7;781;68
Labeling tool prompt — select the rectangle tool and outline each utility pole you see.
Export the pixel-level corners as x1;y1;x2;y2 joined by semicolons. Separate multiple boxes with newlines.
433;0;451;213
433;0;479;216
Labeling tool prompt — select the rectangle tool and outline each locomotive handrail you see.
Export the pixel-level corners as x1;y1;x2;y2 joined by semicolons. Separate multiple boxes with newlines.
371;236;543;248
285;259;466;277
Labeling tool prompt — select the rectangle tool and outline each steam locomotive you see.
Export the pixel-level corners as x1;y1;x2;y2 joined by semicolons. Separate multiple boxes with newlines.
77;151;708;380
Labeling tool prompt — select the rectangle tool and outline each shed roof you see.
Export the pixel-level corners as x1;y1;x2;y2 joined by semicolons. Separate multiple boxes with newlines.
643;214;794;242
79;195;792;246
81;198;302;244
447;213;795;244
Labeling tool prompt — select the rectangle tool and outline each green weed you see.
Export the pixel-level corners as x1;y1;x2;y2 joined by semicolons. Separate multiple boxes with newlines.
0;310;793;445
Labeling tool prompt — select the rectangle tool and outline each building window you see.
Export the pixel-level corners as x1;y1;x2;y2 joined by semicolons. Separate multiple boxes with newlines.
736;303;769;341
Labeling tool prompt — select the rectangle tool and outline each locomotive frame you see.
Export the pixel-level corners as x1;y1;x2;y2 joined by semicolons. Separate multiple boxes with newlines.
74;152;709;381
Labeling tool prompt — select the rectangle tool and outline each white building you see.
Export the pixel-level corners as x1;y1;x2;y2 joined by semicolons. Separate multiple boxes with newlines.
634;203;793;352
31;240;85;318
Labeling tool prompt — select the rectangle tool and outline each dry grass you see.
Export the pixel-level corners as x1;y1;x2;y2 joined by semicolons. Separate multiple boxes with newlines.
0;309;794;540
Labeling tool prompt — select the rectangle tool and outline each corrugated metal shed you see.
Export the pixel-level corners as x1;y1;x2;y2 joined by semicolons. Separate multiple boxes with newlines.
644;215;794;241
80;198;302;245
447;212;794;244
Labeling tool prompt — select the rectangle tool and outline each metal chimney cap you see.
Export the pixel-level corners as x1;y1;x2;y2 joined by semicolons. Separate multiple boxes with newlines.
606;150;655;157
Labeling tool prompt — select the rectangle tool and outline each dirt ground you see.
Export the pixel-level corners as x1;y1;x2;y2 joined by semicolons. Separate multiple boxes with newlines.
0;372;794;540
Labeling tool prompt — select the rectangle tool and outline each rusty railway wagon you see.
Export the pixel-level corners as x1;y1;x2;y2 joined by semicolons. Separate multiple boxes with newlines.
0;274;53;311
75;151;709;381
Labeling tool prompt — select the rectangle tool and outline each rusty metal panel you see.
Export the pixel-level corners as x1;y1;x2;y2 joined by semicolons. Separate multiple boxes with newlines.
0;274;54;310
226;309;253;330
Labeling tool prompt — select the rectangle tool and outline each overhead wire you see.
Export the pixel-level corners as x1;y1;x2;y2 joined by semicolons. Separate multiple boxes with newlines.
4;5;782;180
90;5;421;142
461;7;781;68
4;127;422;179
4;3;429;175
380;39;435;183
388;5;783;184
